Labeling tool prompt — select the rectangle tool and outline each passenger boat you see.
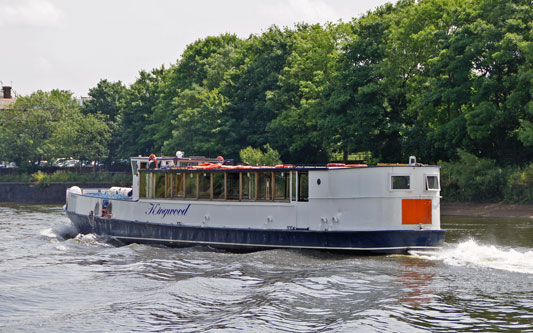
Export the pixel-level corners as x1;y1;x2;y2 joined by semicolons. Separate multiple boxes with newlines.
64;153;445;254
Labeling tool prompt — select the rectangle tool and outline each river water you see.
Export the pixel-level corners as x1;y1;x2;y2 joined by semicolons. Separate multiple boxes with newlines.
0;204;532;332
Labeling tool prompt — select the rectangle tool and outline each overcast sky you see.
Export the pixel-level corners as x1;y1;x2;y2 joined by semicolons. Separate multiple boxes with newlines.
1;0;392;97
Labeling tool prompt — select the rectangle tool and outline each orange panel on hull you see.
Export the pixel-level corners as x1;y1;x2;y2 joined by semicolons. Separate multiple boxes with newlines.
402;199;432;224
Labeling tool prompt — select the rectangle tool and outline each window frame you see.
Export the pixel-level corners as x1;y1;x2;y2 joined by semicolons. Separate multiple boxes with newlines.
241;171;256;201
390;174;411;191
274;171;289;201
297;171;309;202
425;174;440;191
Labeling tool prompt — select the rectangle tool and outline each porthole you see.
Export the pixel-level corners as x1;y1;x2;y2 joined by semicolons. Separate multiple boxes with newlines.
317;179;321;185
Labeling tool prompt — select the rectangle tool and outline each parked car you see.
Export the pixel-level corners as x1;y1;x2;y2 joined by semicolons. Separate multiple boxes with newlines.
1;162;17;168
52;158;80;167
63;159;81;167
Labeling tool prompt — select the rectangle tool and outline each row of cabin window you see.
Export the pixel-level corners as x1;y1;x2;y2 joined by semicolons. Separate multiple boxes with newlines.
139;171;309;201
391;175;440;190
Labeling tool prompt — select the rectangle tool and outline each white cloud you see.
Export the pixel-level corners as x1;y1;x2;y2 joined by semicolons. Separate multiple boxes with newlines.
0;0;62;27
262;0;340;25
0;0;394;96
289;0;339;22
36;57;53;73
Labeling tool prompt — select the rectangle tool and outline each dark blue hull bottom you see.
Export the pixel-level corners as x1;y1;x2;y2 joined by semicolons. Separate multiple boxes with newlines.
67;212;446;254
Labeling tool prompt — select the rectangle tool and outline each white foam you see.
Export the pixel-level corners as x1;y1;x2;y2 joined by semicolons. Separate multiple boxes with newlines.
75;233;98;242
411;239;533;274
40;228;58;239
74;233;111;247
55;244;68;251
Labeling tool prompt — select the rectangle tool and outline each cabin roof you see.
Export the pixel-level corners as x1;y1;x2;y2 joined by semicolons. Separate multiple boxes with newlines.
132;155;438;172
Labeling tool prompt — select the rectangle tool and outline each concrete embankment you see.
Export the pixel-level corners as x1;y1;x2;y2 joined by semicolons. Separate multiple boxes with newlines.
441;202;533;219
0;183;114;204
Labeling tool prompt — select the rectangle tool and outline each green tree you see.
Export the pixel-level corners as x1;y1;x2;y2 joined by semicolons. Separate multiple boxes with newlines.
336;4;397;162
0;90;110;170
219;26;295;158
404;0;533;164
49;110;110;163
59;0;533;180
516;24;533;148
440;150;504;201
162;84;228;156
240;144;281;166
82;79;126;122
119;67;167;157
266;23;349;163
82;79;127;163
457;0;532;164
151;34;242;154
0;90;77;169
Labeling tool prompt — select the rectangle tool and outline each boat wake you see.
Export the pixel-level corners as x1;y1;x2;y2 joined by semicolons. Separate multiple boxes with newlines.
72;233;116;247
40;224;78;241
40;224;113;249
410;239;533;274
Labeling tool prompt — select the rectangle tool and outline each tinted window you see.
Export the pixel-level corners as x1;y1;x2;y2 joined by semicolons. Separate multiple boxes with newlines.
199;173;211;199
298;172;309;201
185;173;197;199
140;172;147;198
165;174;172;198
173;173;185;198
275;172;289;200
257;173;272;200
226;173;240;200
391;176;410;190
213;173;225;199
242;172;255;200
426;175;440;190
291;171;297;201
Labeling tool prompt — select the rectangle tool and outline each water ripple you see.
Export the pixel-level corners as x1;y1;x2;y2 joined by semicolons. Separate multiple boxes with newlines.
1;205;533;332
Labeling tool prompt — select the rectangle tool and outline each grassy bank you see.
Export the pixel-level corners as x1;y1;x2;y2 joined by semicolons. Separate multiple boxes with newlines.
0;170;131;187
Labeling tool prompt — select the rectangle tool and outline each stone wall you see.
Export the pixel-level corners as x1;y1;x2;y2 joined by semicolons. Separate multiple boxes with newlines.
0;183;114;204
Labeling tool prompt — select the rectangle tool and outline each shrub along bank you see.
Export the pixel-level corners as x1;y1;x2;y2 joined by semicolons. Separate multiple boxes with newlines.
440;150;533;204
0;170;131;188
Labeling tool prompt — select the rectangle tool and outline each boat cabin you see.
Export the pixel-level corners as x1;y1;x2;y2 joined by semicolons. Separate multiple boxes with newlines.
130;156;314;203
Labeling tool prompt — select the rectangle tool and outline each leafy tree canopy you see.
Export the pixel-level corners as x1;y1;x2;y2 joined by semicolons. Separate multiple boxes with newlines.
0;90;109;171
240;144;282;166
6;0;533;174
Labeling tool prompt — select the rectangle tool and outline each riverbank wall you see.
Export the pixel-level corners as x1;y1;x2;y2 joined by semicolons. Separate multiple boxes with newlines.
0;183;115;204
441;202;533;219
